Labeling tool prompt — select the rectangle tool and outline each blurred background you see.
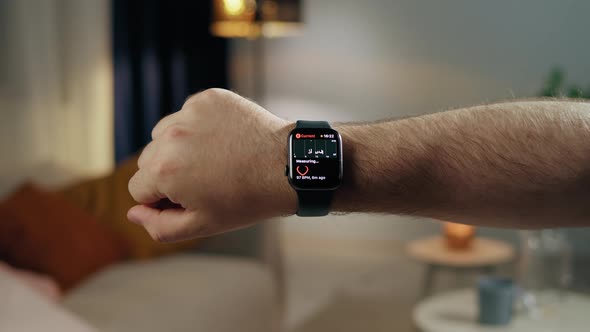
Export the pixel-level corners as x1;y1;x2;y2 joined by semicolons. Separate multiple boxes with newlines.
1;1;590;332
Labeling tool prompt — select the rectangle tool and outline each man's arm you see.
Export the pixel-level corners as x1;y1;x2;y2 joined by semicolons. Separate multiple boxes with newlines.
127;89;590;242
333;100;590;228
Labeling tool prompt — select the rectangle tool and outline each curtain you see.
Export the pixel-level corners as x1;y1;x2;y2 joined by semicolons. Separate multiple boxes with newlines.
0;0;113;176
113;0;228;162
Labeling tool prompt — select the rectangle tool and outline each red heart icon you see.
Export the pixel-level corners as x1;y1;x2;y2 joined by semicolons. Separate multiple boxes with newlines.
296;166;309;176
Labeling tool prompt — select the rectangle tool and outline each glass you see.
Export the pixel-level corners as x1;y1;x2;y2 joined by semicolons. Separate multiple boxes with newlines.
518;229;572;318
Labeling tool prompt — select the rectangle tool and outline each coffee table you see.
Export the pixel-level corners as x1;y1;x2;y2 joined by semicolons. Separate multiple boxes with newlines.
413;288;590;332
406;236;515;298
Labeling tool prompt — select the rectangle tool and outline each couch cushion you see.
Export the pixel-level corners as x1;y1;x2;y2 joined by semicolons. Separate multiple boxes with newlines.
62;254;279;332
0;261;62;302
0;269;99;332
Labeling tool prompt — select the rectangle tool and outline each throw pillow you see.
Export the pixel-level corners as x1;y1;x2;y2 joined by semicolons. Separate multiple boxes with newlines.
0;184;128;290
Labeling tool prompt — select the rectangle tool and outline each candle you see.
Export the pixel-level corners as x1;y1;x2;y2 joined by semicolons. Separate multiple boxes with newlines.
443;222;475;250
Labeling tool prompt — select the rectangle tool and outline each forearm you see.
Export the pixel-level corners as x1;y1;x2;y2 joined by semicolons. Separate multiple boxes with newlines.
332;100;590;228
128;89;590;241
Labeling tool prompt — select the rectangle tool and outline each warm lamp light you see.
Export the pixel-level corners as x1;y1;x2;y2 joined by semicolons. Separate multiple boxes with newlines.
224;0;248;16
443;222;476;250
211;0;303;38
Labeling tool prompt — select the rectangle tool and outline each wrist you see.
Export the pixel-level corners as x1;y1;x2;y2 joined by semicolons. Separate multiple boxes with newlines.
272;121;298;215
331;124;365;212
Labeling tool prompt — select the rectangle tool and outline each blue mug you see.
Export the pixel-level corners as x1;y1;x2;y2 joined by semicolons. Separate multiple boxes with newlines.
478;277;515;325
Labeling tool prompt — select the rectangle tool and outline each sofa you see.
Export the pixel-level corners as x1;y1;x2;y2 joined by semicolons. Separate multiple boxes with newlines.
0;163;284;332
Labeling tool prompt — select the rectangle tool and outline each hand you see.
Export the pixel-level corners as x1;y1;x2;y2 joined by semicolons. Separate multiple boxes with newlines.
127;89;296;242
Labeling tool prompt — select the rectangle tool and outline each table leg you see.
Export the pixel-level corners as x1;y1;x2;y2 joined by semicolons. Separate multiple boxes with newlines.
481;265;497;276
453;267;467;288
421;264;437;299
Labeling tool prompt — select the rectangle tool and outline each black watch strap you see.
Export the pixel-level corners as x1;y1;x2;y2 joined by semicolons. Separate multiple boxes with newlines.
296;120;331;129
296;190;334;217
294;120;334;217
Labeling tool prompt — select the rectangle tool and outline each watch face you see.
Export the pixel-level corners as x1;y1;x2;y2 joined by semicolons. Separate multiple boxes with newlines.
288;128;343;190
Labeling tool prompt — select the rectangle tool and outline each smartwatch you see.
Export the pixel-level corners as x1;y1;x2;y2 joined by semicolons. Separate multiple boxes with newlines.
286;120;343;216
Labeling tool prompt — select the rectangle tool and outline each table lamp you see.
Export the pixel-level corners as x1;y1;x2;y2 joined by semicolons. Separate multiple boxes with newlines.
443;222;476;250
211;0;303;39
210;0;303;103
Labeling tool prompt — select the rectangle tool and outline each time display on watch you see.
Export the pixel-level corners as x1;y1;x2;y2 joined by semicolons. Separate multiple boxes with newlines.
288;128;343;190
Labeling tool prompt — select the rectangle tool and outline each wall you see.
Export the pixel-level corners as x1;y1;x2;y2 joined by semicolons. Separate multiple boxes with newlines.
0;0;113;178
229;0;590;244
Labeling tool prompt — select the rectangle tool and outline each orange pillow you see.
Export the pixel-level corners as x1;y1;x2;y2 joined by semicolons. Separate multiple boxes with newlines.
59;155;199;259
0;184;128;290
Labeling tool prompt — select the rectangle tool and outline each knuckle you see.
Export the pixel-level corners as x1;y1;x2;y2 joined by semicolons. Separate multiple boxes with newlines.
183;88;234;114
137;146;150;168
163;125;189;139
201;88;225;99
183;93;201;105
151;114;176;139
150;127;159;140
187;88;228;104
128;174;138;198
137;155;148;170
153;160;178;177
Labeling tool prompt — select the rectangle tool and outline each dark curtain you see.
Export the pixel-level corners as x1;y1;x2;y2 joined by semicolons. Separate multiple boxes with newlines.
113;0;228;162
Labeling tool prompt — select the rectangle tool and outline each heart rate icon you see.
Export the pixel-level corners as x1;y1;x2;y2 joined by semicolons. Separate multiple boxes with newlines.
296;166;309;176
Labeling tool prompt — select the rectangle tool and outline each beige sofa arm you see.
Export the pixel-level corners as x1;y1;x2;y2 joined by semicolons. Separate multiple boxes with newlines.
0;270;99;332
197;219;285;303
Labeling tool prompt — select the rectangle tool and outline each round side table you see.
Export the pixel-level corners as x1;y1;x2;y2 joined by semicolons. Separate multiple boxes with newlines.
414;288;590;332
406;236;515;298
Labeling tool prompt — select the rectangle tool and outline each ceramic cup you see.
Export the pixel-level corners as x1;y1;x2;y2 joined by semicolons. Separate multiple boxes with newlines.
478;277;515;325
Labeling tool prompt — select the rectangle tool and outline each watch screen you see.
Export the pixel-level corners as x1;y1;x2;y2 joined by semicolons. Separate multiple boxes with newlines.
289;128;342;190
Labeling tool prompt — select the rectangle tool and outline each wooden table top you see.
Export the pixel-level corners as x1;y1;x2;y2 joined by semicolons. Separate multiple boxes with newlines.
406;236;515;267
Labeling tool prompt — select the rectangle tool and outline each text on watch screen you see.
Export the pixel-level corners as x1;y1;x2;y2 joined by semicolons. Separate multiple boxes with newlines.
291;131;340;189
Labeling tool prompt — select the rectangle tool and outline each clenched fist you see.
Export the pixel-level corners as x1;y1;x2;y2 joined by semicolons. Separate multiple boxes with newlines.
127;89;296;242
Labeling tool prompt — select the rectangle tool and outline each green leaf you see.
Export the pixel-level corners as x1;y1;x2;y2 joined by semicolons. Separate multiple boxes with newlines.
539;67;565;97
566;85;584;98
